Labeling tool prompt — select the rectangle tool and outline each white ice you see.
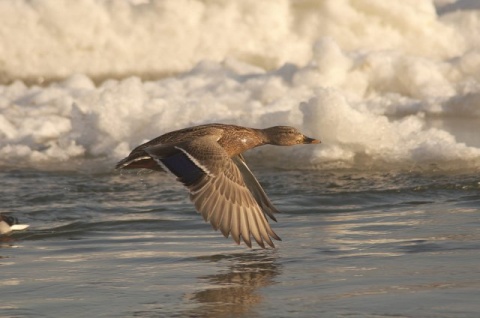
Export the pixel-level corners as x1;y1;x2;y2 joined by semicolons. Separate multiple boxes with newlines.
0;0;479;171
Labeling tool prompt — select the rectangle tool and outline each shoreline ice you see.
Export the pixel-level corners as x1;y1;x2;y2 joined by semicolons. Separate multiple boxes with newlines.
0;0;479;171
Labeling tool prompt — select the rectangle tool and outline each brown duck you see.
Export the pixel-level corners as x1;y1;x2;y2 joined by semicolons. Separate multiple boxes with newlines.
116;123;320;248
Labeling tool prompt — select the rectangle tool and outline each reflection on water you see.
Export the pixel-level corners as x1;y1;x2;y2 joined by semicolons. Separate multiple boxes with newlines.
0;236;14;245
319;209;426;257
185;251;281;318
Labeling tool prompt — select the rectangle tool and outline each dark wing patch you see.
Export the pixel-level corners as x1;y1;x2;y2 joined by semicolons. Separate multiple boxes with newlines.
159;151;205;185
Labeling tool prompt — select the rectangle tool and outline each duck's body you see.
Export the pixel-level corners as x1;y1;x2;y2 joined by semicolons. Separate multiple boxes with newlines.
117;123;320;248
118;124;269;170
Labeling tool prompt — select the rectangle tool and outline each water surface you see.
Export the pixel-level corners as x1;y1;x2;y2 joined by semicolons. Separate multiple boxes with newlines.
1;169;479;317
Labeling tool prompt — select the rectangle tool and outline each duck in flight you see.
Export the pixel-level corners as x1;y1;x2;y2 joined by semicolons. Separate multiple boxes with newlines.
116;123;320;248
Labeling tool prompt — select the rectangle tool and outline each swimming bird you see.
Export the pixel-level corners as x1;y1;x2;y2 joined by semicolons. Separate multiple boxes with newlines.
0;214;29;234
116;123;320;248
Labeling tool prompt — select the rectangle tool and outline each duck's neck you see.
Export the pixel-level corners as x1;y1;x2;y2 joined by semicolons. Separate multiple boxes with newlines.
253;128;270;144
219;127;267;157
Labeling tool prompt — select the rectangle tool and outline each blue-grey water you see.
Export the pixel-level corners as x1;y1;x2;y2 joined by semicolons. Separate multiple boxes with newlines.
1;167;479;317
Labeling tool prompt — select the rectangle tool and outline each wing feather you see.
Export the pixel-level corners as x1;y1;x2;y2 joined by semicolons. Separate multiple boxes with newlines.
247;206;265;248
232;155;280;221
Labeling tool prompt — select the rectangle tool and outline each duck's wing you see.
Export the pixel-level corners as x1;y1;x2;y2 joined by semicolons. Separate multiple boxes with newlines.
232;154;280;221
144;136;281;248
116;147;165;171
115;126;225;172
115;133;183;171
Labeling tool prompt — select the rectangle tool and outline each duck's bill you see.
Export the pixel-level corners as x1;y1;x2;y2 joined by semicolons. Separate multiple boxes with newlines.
10;224;30;231
303;136;321;144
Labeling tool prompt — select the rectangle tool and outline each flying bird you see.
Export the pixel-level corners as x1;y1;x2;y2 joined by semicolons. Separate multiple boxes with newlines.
116;123;320;248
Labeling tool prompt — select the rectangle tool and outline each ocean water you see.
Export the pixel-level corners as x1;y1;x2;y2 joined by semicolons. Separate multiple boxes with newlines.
1;0;480;317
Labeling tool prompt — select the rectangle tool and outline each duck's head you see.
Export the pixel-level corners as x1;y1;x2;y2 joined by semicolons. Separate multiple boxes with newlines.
262;126;321;146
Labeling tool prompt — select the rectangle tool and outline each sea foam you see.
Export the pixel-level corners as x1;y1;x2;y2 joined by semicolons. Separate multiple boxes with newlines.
0;0;479;171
